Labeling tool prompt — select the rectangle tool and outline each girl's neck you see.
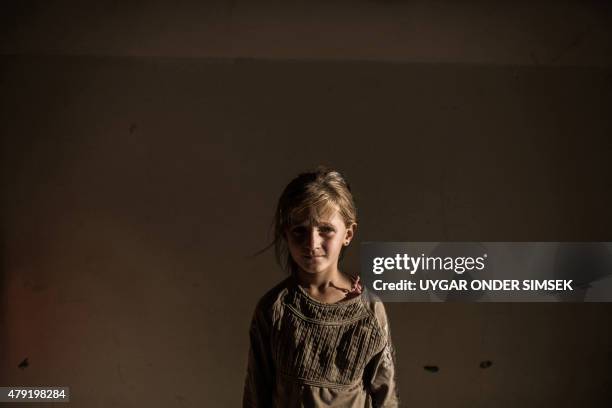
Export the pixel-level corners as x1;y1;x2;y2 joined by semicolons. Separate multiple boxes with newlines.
296;266;350;292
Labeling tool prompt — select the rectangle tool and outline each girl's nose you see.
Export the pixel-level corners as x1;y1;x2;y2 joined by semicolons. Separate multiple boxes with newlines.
307;228;322;250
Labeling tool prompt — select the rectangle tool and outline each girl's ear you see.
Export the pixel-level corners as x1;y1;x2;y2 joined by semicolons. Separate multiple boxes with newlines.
344;223;357;246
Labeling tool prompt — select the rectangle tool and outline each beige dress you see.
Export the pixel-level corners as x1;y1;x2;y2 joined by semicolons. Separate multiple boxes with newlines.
243;276;399;407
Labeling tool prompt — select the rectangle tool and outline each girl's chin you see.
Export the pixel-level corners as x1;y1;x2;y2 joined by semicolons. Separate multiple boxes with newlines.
299;263;330;274
301;268;324;274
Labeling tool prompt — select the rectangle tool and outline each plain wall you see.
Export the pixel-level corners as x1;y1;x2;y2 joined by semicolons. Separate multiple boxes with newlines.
1;2;612;407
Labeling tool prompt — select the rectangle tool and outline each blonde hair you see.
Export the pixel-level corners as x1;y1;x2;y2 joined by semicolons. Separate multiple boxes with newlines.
272;166;357;274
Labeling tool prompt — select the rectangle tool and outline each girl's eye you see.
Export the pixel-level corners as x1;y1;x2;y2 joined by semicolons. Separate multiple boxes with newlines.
319;226;335;234
291;227;306;235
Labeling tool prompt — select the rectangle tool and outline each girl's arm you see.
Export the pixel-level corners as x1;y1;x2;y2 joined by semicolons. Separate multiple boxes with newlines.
243;303;275;407
365;301;400;407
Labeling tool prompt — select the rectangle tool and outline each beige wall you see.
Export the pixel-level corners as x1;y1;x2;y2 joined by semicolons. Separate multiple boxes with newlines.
1;2;611;407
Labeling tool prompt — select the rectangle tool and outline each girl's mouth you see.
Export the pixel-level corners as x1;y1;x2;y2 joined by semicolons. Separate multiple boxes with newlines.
304;255;325;261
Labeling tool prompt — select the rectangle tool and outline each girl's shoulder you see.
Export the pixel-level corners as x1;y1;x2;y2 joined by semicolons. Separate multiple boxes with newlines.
252;276;293;314
360;288;392;338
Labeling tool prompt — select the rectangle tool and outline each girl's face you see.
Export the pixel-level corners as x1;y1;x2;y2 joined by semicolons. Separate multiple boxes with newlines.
286;207;355;275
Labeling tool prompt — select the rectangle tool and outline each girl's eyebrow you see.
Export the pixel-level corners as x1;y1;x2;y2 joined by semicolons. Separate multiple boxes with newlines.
290;221;334;229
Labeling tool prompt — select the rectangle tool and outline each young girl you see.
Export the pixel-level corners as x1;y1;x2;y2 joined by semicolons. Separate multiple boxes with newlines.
243;167;399;407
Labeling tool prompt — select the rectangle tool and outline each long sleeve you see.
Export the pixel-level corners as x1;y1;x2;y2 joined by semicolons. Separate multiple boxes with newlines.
242;303;275;408
364;302;399;407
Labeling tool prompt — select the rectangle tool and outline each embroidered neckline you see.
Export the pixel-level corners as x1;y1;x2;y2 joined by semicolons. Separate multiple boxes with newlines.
329;275;363;296
292;276;365;307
